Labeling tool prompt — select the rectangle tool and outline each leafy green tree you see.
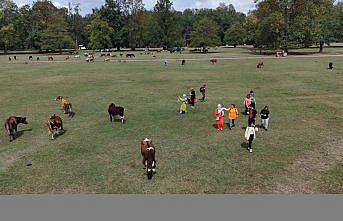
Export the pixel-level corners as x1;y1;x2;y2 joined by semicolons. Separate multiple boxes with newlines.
190;18;221;50
224;22;247;47
87;16;114;50
153;0;181;48
41;12;74;52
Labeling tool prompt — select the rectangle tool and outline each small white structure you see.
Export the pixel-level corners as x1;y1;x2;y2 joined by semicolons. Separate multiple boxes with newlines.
79;45;86;50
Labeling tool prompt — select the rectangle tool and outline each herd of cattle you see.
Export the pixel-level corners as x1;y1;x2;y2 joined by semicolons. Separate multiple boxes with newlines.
3;97;160;179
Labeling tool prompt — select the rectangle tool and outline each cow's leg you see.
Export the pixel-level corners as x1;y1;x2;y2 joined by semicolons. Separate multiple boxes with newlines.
121;115;124;124
60;122;64;131
109;113;113;122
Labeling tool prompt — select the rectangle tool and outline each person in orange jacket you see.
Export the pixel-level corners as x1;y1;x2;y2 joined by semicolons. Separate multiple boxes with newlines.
227;104;238;130
215;104;225;131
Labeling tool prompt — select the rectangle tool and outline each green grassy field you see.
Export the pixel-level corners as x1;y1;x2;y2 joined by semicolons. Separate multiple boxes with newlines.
0;48;342;194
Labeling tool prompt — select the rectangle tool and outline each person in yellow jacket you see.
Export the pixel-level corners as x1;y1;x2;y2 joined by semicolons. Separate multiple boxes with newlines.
227;104;238;130
178;94;187;114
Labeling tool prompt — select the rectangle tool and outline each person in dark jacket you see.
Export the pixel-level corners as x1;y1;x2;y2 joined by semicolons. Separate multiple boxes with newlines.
188;88;196;108
199;84;206;102
260;106;270;131
248;106;257;126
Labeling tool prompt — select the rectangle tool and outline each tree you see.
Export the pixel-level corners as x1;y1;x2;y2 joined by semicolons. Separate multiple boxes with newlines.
0;0;18;52
87;16;114;50
190;18;220;50
153;0;181;48
126;0;145;50
98;0;125;50
224;23;247;47
41;12;74;52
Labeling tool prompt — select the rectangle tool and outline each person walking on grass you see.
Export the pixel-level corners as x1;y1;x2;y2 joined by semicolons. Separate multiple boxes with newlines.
250;90;256;109
215;104;225;131
244;94;251;115
199;84;206;102
245;123;256;153
188;88;196;108
248;106;257;127
227;104;238;130
260;105;270;131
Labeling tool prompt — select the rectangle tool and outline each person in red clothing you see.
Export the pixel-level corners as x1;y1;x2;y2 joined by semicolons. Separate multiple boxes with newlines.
215;104;225;131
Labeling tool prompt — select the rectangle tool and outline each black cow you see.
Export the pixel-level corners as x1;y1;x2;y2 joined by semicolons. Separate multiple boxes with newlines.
126;54;135;58
108;103;125;124
29;56;33;60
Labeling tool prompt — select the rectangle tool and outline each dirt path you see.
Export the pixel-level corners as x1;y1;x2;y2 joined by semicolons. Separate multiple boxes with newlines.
3;54;343;65
273;139;343;194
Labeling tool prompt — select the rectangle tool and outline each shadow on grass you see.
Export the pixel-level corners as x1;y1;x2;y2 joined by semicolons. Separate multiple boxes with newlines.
52;129;66;140
15;128;33;139
241;142;249;149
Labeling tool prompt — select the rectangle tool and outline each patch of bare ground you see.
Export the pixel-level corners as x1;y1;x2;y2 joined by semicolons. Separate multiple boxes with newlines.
273;139;343;194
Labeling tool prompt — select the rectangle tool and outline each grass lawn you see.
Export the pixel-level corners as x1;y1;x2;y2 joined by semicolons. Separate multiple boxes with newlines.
0;48;342;194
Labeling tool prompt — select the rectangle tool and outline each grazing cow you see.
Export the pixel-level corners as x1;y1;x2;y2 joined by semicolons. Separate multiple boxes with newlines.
100;53;106;57
5;116;28;142
141;138;156;180
14;56;17;60
126;54;135;58
329;62;334;70
37;57;40;61
181;59;186;65
8;57;11;61
120;54;124;57
48;56;54;61
29;56;33;60
65;56;71;60
257;60;264;68
108;103;125;124
56;96;74;117
210;59;217;64
47;115;64;140
106;53;111;57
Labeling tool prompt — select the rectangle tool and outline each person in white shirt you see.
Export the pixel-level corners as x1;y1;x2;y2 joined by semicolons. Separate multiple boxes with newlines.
245;123;256;153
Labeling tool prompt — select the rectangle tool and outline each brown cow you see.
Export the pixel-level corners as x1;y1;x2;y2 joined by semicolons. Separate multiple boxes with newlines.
257;59;264;68
56;96;74;117
4;116;28;142
141;138;156;180
47;115;64;140
210;59;217;64
48;56;54;61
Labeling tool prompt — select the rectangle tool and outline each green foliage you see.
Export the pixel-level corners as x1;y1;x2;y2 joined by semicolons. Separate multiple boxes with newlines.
224;23;247;47
190;18;221;48
87;16;114;50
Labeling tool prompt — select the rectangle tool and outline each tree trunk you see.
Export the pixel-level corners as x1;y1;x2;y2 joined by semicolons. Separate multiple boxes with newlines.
319;41;324;53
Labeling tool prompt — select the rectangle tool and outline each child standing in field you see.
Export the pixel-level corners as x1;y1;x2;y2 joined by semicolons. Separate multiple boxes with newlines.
188;88;196;108
227;104;238;130
248;106;257;126
215;104;225;131
260;106;270;131
178;94;187;114
245;123;256;153
199;84;206;102
250;90;256;109
244;94;251;115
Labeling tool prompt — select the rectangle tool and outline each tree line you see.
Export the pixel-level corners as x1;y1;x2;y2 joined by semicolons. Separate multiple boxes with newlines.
1;0;342;53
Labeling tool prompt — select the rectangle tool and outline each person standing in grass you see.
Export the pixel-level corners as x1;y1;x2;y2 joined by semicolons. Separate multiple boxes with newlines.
178;94;187;114
248;106;257;126
188;88;196;108
245;123;256;153
227;104;238;130
260;106;270;131
199;84;206;102
215;104;225;131
250;90;256;109
244;94;251;115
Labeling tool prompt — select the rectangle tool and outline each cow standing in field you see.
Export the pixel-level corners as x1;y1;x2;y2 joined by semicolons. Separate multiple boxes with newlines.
14;56;17;60
141;138;156;180
55;96;74;117
48;56;54;61
210;59;217;64
4;116;28;142
37;57;40;61
29;56;33;60
47;115;64;140
108;103;125;124
257;60;264;68
8;57;11;61
126;54;135;58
